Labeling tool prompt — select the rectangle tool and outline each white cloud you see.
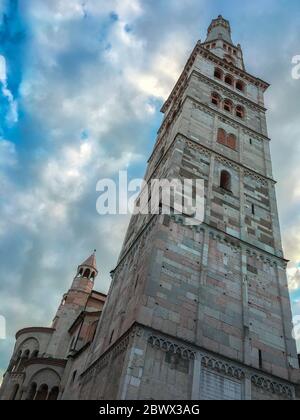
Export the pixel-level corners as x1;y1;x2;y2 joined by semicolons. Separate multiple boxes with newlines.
0;55;6;82
0;55;18;124
288;268;300;291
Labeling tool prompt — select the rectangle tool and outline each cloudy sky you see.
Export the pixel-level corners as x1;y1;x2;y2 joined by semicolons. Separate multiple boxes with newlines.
0;0;300;378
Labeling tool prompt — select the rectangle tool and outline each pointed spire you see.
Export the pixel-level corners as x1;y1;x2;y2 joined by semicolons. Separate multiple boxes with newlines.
205;15;233;44
80;250;97;271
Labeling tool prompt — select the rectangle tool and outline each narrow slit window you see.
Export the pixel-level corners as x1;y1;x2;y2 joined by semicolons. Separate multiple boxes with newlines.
259;350;263;369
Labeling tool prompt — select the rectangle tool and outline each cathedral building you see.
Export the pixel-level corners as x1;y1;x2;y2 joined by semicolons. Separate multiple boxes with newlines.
1;16;299;400
0;253;106;400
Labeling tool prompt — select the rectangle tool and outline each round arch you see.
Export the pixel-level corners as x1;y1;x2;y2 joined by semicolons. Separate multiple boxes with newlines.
27;367;61;392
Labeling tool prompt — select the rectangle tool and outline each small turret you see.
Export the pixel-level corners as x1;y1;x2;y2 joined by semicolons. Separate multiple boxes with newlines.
205;15;233;44
203;15;245;70
71;250;98;293
76;250;98;281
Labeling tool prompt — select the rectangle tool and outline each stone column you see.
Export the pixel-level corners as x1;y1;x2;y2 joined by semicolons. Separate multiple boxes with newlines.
191;354;203;400
244;374;252;400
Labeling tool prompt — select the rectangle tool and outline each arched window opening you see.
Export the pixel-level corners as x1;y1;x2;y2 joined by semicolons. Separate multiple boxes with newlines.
225;75;234;86
227;133;237;150
10;384;20;400
48;386;59;401
77;268;83;278
211;92;221;107
32;350;39;359
217;128;226;145
35;384;48;401
223;99;233;113
90;271;95;281
236;80;244;92
27;382;37;400
220;170;232;192
214;68;223;80
236;105;245;119
83;269;90;279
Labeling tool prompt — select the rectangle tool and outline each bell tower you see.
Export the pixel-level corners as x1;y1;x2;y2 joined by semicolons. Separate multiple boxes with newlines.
47;252;98;358
79;17;299;400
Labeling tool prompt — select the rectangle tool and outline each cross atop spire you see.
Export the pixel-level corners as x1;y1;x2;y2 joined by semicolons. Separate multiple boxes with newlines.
205;15;233;44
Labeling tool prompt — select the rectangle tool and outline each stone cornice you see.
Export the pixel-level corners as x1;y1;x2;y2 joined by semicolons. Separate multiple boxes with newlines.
148;330;294;399
148;335;196;360
192;70;267;112
23;357;67;368
79;323;296;399
169;214;288;267
161;41;269;113
16;327;55;340
177;133;275;185
186;96;270;142
251;375;293;399
157;93;271;149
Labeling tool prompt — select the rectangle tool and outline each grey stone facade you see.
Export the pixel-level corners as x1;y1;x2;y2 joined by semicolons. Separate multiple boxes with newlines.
79;16;300;400
1;16;299;401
